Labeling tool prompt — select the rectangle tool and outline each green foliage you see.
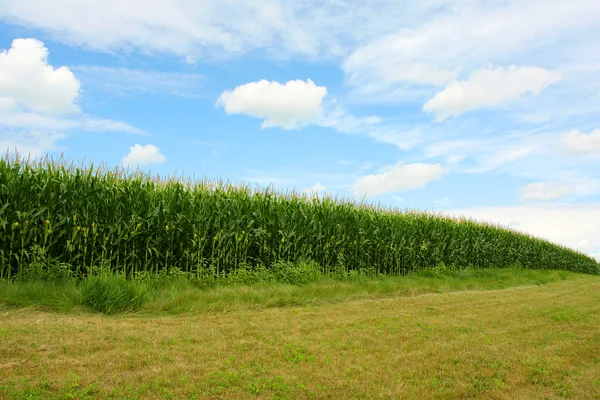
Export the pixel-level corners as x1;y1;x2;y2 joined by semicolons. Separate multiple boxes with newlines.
79;267;148;314
0;266;586;315
14;245;73;283
0;375;99;400
0;280;79;311
1;154;598;281
271;259;322;285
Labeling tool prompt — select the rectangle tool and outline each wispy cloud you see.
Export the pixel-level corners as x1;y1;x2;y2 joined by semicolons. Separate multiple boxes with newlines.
0;130;66;157
343;0;600;102
0;0;451;59
319;105;423;150
1;111;143;134
520;182;575;202
70;65;206;98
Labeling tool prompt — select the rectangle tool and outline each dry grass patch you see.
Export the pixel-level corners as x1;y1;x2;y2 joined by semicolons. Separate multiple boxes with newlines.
1;276;600;399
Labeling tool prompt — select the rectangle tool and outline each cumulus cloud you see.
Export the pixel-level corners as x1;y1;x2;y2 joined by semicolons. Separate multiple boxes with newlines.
353;162;447;198
447;203;600;256
0;38;142;157
0;38;80;115
520;182;574;201
121;144;166;167
216;79;327;129
423;65;562;121
559;129;600;154
302;181;326;194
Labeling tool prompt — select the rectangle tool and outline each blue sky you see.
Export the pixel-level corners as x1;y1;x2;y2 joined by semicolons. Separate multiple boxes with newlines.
1;0;599;259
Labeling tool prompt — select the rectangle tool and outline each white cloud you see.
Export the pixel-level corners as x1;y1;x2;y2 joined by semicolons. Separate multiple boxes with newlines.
0;38;80;115
520;182;574;201
0;130;66;157
559;129;600;154
3;1;600;83
343;0;600;101
302;181;326;194
344;58;460;89
216;79;327;129
578;239;590;249
70;65;205;98
423;65;562;121
0;0;315;58
424;133;548;175
353;162;447;198
122;144;166;167
447;203;600;256
0;0;453;59
421;123;600;199
320;105;422;150
0;97;17;114
216;90;423;150
0;38;142;156
1;111;142;134
75;117;143;134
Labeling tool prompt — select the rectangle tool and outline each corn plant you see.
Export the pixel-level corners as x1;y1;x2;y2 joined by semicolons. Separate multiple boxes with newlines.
0;154;598;280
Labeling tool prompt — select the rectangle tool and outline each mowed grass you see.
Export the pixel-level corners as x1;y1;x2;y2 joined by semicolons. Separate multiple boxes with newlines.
1;272;599;399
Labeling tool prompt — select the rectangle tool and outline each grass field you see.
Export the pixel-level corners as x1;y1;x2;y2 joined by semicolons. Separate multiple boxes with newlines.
1;156;599;399
2;271;599;399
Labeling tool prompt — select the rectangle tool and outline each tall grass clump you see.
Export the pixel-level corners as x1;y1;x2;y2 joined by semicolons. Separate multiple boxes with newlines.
79;266;148;313
0;153;598;280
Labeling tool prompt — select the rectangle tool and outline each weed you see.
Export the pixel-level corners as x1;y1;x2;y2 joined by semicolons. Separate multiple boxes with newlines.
283;342;315;363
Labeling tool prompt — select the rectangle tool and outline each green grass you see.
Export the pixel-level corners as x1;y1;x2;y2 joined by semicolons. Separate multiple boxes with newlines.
0;279;79;312
141;267;582;315
2;155;598;398
0;267;584;315
79;272;149;314
1;274;599;399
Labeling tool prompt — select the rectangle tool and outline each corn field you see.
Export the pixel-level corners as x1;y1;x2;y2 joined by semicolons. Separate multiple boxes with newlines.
0;154;598;280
